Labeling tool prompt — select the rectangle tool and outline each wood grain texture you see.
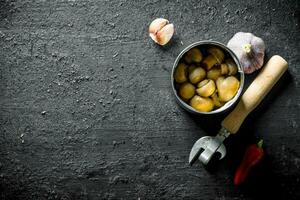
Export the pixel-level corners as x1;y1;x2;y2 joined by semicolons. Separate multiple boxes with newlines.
222;55;288;134
0;0;299;199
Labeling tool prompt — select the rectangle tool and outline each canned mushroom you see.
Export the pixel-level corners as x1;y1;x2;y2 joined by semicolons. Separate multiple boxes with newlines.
172;41;244;114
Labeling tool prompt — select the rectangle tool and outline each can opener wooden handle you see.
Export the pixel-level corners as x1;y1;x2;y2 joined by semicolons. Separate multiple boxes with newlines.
189;55;288;166
222;55;288;133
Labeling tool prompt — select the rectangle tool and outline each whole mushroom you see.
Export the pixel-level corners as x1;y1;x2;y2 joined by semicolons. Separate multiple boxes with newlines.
211;92;224;108
207;67;222;81
224;59;238;75
179;82;195;100
174;63;188;83
196;79;216;97
184;48;203;64
190;95;214;112
189;67;206;84
202;47;225;70
216;76;240;102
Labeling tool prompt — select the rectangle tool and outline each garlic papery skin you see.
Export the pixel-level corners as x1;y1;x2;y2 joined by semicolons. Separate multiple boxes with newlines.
227;32;265;74
149;18;174;46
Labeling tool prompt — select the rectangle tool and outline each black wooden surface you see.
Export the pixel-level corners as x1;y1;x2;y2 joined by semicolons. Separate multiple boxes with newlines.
0;0;299;199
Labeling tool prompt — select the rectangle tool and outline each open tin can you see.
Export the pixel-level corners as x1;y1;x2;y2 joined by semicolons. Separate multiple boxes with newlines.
171;41;245;115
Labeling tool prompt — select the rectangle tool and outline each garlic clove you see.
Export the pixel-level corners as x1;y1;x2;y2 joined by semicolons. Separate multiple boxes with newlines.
216;76;240;102
155;24;174;45
149;18;174;46
190;95;214;112
149;18;168;35
196;79;216;97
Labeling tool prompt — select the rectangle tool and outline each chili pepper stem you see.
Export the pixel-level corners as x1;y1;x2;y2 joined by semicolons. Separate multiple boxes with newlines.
257;139;263;148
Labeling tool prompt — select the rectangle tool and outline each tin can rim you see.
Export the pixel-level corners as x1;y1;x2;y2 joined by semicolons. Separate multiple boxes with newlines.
171;40;245;115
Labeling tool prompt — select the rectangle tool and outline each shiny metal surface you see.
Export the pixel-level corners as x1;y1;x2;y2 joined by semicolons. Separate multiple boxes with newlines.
189;127;230;166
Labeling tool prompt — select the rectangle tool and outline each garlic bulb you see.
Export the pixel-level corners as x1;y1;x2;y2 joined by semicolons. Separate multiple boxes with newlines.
227;32;265;74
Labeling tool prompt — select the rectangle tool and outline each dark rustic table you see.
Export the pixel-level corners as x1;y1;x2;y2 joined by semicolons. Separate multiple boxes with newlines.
0;0;299;199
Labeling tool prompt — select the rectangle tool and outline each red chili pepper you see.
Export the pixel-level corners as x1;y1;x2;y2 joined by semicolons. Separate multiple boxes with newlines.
234;140;264;185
